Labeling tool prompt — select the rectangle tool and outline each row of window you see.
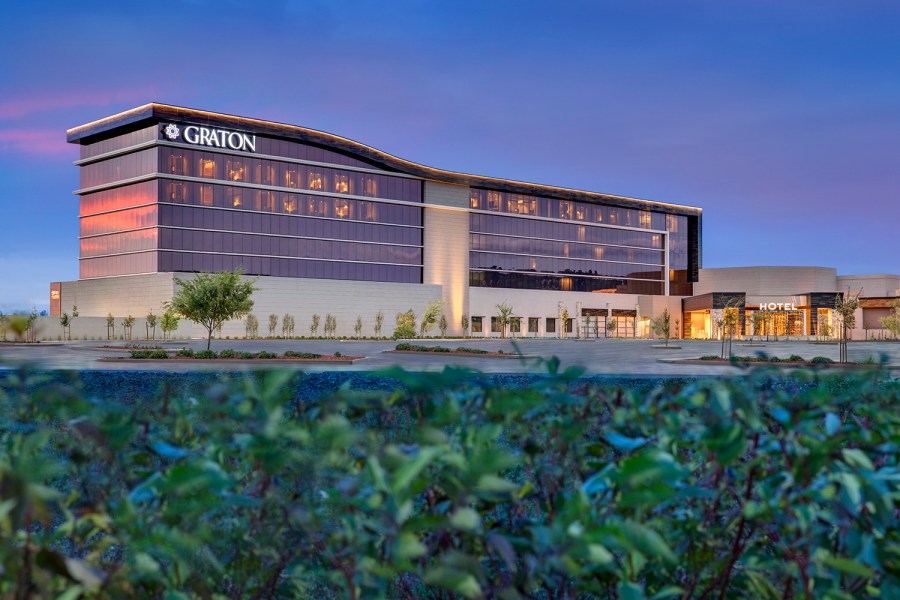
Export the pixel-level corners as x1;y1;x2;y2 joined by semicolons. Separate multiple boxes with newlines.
471;213;663;249
469;270;665;295
159;124;385;170
159;204;422;246
160;180;423;225
470;188;687;233
157;252;421;283
80;148;158;189
159;147;421;201
80;180;158;216
470;233;664;265
159;229;421;265
80;205;158;237
79;251;158;279
470;252;664;280
470;316;573;334
80;125;159;160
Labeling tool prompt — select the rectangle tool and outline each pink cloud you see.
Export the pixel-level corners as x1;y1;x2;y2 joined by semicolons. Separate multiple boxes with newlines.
0;87;162;120
0;129;74;156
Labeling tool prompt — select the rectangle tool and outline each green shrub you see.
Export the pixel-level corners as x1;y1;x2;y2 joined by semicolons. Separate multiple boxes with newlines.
218;349;238;358
432;346;450;353
769;356;782;362
334;351;342;357
256;351;277;359
283;351;322;359
240;352;257;359
395;343;413;351
129;350;150;359
149;349;168;359
1;366;898;597
456;347;489;354
811;356;835;364
176;348;194;357
699;354;720;360
788;354;804;362
193;350;217;359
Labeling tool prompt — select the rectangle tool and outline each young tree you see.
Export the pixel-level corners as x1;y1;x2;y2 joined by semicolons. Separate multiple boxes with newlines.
354;315;363;338
419;300;444;337
393;309;416;339
606;317;617;338
461;313;470;338
310;314;321;337
324;314;337;338
160;309;179;340
750;310;766;342
438;314;448;338
59;312;71;341
720;300;740;358
245;314;259;338
494;301;513;338
880;299;900;340
650;308;671;346
834;289;862;363
106;313;115;341
0;311;7;341
282;313;295;337
146;310;158;340
167;270;258;351
559;304;570;339
674;318;680;339
374;310;384;338
122;315;136;340
268;314;278;337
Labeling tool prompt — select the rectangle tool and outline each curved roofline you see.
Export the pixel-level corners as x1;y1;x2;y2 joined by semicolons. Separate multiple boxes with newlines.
67;102;703;216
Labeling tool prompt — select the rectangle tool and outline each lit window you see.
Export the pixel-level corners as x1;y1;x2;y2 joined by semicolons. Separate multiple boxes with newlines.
487;191;502;211
199;159;216;178
334;174;349;194
226;159;244;181
169;154;187;175
199;185;213;206
284;168;298;188
639;211;652;228
363;176;378;197
559;201;573;220
335;199;349;218
575;205;586;221
469;190;481;209
308;172;323;190
257;163;275;185
282;194;297;214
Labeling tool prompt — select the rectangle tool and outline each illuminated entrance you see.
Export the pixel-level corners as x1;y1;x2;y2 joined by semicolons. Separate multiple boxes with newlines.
581;308;636;338
745;308;806;337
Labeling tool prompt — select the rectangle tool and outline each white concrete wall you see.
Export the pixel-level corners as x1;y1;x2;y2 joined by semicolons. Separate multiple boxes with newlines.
694;267;838;296
59;273;178;318
423;181;470;335
836;274;900;298
3;316;193;342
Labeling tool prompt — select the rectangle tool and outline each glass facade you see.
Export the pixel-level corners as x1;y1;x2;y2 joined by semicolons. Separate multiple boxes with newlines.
77;126;424;282
73;117;697;296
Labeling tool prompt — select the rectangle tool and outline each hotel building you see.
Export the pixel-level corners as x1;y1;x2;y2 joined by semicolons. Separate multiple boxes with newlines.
52;103;699;338
52;104;896;340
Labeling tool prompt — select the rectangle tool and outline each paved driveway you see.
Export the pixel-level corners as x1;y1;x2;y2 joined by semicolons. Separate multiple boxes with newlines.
1;338;898;376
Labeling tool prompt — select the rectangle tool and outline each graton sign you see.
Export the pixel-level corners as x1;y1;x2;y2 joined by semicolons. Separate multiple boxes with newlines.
163;123;256;152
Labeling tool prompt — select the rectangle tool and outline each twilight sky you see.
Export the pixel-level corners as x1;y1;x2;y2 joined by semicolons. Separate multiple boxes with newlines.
1;0;898;311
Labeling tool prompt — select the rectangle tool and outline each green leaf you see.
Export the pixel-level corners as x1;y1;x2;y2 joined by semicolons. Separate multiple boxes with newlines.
842;448;874;471
823;556;875;578
587;543;614;565
825;412;841;436
618;521;676;564
391;446;443;495
450;507;481;532
395;532;427;560
424;567;483;599
618;581;646;600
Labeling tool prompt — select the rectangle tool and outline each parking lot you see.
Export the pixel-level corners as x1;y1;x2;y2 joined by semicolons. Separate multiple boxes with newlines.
1;337;898;376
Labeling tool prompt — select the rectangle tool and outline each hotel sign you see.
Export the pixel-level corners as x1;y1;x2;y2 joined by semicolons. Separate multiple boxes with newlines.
759;302;797;310
163;123;256;152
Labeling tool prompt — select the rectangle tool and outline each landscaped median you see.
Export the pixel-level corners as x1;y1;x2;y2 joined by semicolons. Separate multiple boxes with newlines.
387;343;526;358
667;354;896;368
98;348;362;363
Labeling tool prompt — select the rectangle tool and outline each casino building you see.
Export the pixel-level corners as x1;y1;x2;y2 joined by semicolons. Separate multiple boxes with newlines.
51;103;700;338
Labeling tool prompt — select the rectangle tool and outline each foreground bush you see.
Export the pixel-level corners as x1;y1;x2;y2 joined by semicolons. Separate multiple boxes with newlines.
0;365;898;598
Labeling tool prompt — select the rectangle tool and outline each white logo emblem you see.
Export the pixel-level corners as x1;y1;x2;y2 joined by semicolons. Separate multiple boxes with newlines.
163;123;180;141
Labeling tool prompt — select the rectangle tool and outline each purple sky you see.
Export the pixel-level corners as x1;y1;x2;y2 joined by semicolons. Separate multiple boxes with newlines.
2;0;898;311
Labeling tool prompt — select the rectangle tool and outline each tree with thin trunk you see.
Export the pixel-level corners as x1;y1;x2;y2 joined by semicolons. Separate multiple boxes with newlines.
106;313;115;340
650;309;671;346
880;299;900;340
167;270;258;351
834;289;861;363
495;301;513;339
245;314;259;338
310;314;320;337
122;316;136;340
354;315;363;338
59;313;71;341
282;314;295;337
146;310;158;340
268;314;278;337
559;304;570;339
161;309;179;340
606;317;617;338
438;314;448;338
461;313;470;338
374;310;384;338
420;300;444;337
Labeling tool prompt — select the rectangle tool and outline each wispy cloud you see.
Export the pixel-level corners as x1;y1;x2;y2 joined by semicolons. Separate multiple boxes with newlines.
0;87;161;120
0;128;73;156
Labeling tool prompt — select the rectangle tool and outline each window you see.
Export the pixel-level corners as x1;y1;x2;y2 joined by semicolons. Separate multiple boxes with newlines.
546;318;556;333
509;317;521;334
471;316;483;333
199;184;213;206
528;317;539;333
198;157;216;178
226;158;245;181
334;174;350;194
308;171;323;190
565;318;574;334
168;153;187;175
490;317;502;333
